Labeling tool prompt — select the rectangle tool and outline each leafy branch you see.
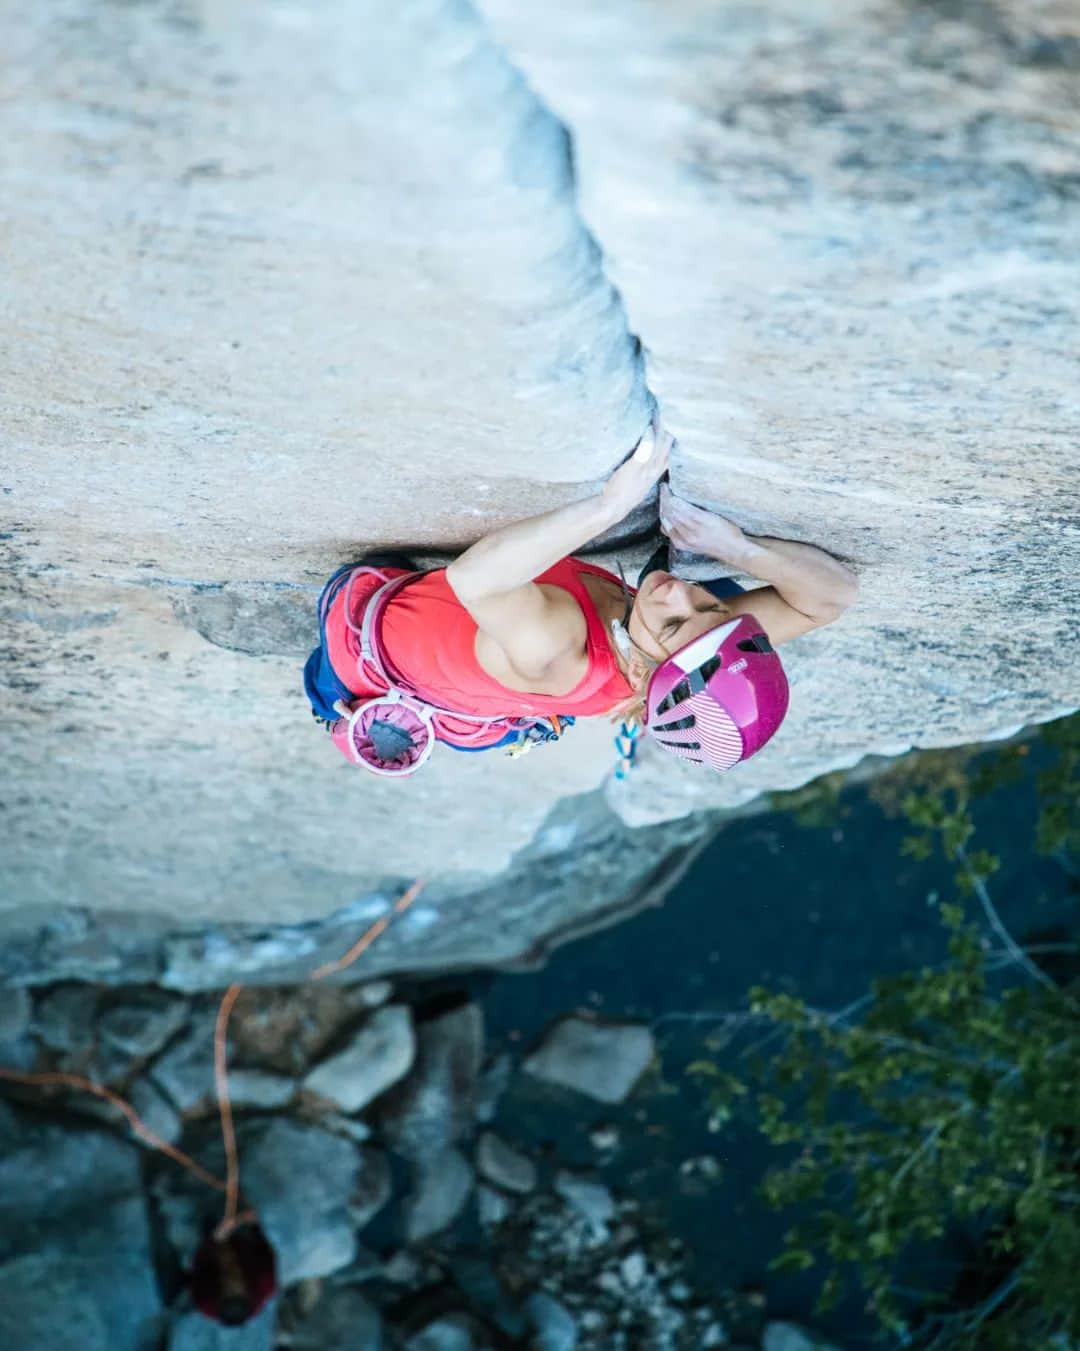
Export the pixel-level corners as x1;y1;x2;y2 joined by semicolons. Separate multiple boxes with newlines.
685;713;1080;1349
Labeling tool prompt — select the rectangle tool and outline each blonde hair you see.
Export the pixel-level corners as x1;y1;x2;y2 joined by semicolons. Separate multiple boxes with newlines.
608;688;647;731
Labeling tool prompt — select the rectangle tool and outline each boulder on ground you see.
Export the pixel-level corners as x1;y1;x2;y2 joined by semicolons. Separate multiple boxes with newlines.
0;1030;35;1070
523;1018;655;1104
224;1068;296;1109
0;1247;162;1351
231;1120;364;1283
0;1108;148;1261
149;1011;218;1113
303;1004;415;1112
349;1146;394;1231
356;980;394;1008
97;990;189;1059
0;1254;112;1351
475;1184;511;1228
154;1118;365;1285
378;1002;484;1159
475;1052;513;1125
525;1291;579;1351
32;983;98;1052
404;1146;474;1244
0;987;31;1043
0;1107;162;1351
288;1284;385;1351
404;1315;483;1351
553;1171;616;1235
130;1077;183;1145
169;1300;277;1351
476;1132;536;1194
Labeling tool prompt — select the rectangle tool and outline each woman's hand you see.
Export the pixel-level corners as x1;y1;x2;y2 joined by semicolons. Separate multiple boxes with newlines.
600;422;673;521
659;482;750;565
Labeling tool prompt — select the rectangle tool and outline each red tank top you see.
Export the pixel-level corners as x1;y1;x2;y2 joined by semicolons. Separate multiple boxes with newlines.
324;556;634;718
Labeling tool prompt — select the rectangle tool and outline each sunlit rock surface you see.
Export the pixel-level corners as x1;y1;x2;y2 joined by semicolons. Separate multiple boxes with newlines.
2;0;1077;956
2;0;649;927
481;0;1079;825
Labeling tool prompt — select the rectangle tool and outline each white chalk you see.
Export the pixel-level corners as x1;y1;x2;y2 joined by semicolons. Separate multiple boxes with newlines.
632;434;654;463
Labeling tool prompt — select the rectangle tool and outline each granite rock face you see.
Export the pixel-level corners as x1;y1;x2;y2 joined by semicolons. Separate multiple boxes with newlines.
2;0;1076;957
482;0;1080;825
1;0;649;933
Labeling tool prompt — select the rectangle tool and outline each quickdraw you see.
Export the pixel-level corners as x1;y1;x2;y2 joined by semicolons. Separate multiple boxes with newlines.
613;720;641;780
506;714;568;759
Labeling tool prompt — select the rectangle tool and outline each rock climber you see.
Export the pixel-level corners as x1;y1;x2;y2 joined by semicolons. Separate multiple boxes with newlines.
304;418;859;775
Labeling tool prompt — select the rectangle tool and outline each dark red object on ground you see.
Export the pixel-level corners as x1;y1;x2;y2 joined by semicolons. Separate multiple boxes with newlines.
190;1222;277;1326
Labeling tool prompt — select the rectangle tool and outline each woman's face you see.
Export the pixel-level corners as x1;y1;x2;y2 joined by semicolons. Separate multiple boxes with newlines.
628;571;729;665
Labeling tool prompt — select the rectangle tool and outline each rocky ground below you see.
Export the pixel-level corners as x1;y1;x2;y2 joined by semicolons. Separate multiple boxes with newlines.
0;973;844;1350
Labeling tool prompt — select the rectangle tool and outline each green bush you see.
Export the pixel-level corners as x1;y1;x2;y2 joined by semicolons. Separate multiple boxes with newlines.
693;713;1080;1349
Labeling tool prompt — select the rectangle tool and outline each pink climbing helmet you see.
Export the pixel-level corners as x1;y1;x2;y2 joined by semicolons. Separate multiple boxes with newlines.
644;613;789;770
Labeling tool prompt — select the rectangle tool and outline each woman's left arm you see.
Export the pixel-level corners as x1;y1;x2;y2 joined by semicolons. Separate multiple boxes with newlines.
735;534;860;618
660;483;859;618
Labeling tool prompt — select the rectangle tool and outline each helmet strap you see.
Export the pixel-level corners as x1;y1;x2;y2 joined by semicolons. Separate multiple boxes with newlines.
610;616;633;660
611;561;636;663
612;560;664;679
636;539;671;589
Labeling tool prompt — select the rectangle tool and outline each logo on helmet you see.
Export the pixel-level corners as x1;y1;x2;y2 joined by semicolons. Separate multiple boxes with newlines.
727;658;748;675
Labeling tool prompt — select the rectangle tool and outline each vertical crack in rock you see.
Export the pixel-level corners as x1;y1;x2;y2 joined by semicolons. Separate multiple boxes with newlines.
0;0;663;928
479;0;1080;828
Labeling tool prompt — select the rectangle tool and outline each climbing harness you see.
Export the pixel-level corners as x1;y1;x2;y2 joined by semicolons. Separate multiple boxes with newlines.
305;563;574;776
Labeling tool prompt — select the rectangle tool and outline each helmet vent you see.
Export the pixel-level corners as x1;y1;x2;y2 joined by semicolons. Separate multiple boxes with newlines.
738;634;774;654
656;739;701;752
653;714;695;733
655;656;725;716
655;679;691;718
692;655;723;687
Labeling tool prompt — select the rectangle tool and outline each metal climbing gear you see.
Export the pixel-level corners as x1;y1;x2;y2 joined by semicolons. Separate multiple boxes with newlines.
613;719;641;780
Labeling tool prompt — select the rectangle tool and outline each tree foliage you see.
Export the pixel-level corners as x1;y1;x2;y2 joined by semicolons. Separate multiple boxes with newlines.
693;713;1080;1349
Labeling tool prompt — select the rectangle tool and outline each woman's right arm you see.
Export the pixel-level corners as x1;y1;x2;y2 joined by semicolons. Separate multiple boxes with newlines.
448;426;671;601
446;426;671;677
446;494;623;605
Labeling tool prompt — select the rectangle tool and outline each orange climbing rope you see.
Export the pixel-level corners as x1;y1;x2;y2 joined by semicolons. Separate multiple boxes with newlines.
0;1067;229;1193
212;982;250;1241
0;877;426;1241
311;877;425;980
